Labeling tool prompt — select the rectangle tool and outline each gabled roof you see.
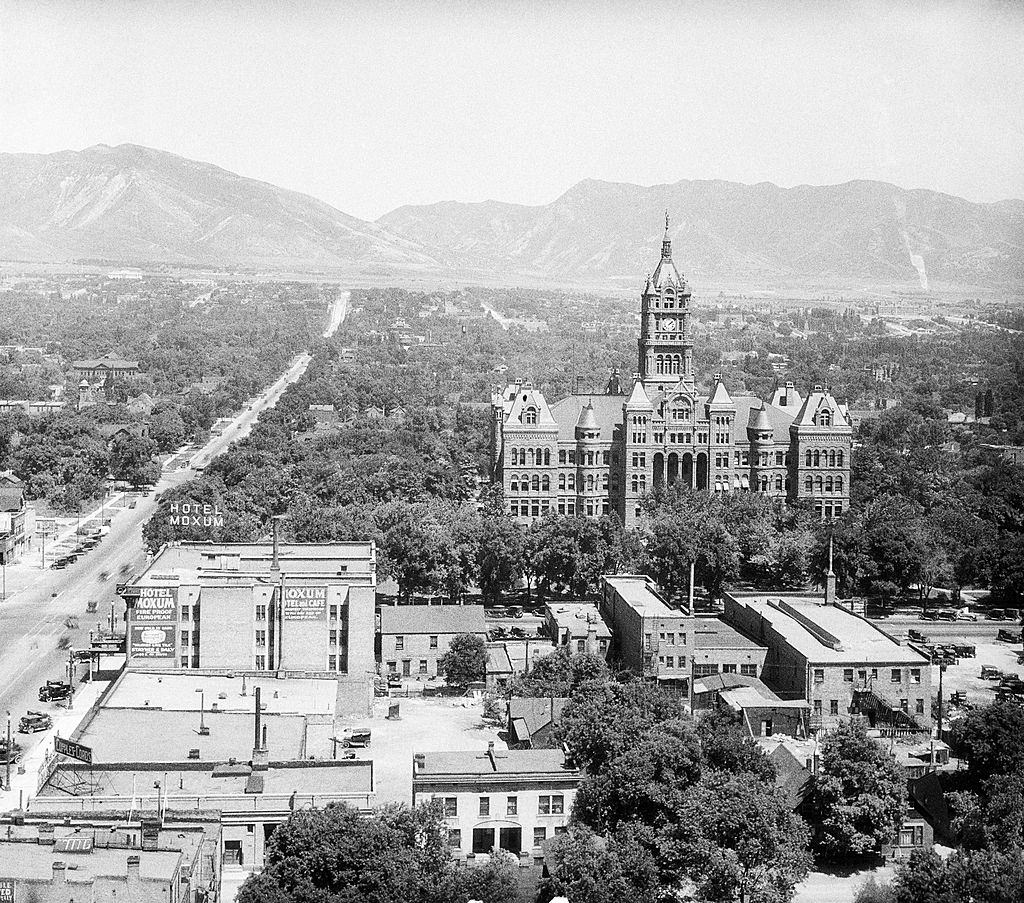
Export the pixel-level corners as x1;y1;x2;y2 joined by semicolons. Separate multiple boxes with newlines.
499;383;558;430
508;697;570;743
793;387;851;429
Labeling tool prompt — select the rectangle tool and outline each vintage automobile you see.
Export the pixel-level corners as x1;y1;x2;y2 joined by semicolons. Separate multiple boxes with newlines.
908;629;930;644
997;628;1023;643
339;728;372;748
980;665;1004;681
38;680;72;702
18;711;53;733
0;738;22;765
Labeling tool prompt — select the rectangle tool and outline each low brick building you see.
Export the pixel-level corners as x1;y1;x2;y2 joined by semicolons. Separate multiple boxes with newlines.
723;593;932;731
379;605;486;679
412;745;581;860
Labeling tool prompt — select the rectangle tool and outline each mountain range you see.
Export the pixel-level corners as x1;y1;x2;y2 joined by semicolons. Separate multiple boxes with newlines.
1;143;1021;289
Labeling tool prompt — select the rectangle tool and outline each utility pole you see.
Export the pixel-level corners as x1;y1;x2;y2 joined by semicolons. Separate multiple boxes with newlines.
5;711;11;791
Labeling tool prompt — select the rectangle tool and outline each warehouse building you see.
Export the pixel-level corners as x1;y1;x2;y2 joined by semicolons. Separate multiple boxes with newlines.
378;605;486;679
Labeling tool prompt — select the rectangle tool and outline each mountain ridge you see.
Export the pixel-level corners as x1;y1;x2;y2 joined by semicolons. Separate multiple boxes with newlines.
1;143;1020;288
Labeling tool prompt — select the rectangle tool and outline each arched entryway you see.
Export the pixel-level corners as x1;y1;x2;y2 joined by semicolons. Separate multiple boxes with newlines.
653;453;665;488
667;452;679;485
695;452;709;490
682;452;694;488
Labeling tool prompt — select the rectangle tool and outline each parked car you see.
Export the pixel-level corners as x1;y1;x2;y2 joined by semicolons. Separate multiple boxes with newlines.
921;609;941;621
908;629;929;643
1006;608;1022;623
953;643;976;658
980;665;1004;680
997;628;1023;643
38;680;72;702
986;609;1007;620
98;571;110;582
935;609;958;622
18;711;53;733
506;605;524;619
339;728;372;748
955;608;978;622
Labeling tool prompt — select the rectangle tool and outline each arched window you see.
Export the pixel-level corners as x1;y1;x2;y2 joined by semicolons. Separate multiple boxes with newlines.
527;448;535;466
631;476;639;493
837;450;844;467
511;448;519;466
602;473;608;489
813;450;820;467
542;475;550;491
531;475;540;492
587;452;594;465
567;474;575;490
829;450;836;467
814;475;823;494
543;449;550;466
805;450;812;467
536;448;543;464
586;474;594;491
510;476;518;492
656;355;664;374
805;476;813;494
835;476;844;494
523;407;538;425
825;476;833;493
558;450;566;464
819;410;831;427
558;473;566;490
775;475;783;491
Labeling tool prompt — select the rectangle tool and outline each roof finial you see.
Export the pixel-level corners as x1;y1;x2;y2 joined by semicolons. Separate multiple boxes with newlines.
665;210;670;234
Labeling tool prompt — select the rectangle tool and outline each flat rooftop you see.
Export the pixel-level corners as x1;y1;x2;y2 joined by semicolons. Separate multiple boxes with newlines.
37;760;374;805
603;575;680;618
379;605;486;635
135;541;376;584
728;594;928;665
545;603;612;638
77;708;308;763
105;671;338;715
693;617;766;651
414;748;577;779
0;842;183;881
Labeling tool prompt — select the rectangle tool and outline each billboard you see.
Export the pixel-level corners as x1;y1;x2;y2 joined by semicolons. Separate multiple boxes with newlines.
282;585;327;621
130;625;176;659
168;501;224;529
131;585;179;659
54;736;93;765
0;879;14;903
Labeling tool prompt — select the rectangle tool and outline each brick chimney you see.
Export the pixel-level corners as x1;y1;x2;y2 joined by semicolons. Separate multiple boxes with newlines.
127;854;141;883
52;862;67;883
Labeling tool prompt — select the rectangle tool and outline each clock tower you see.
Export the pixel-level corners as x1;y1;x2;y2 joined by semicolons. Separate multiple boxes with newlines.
638;214;693;388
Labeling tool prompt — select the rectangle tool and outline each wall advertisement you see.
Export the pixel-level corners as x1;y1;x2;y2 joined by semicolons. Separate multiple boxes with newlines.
282;585;327;621
131;584;179;659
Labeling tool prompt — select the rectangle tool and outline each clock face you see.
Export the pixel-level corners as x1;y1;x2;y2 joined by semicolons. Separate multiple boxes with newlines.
663;317;677;332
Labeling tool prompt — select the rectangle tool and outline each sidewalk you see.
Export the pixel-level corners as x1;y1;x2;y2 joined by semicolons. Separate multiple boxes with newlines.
0;675;110;812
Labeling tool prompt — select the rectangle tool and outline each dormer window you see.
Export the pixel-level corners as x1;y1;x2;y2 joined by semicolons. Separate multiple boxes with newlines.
523;407;538;425
818;410;831;427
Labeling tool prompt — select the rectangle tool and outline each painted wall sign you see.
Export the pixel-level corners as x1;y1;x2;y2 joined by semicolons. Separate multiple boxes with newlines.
282;585;327;621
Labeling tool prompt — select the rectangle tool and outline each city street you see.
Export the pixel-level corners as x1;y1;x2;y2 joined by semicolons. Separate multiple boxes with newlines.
0;341;324;774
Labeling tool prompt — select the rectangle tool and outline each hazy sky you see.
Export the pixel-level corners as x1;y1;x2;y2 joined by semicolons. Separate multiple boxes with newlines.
1;0;1021;219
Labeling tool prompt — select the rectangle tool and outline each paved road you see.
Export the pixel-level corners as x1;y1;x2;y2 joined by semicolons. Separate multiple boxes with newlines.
323;289;349;338
0;340;325;767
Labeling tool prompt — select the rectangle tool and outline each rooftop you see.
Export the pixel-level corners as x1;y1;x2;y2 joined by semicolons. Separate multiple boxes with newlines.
133;541;376;585
693;617;766;651
102;671;338;715
413;747;577;780
508;698;569;743
0;842;183;883
726;594;929;665
77;708;308;763
379;604;486;635
603;574;681;618
545;602;612;638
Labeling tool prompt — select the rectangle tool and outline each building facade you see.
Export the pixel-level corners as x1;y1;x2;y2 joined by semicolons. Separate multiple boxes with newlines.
412;745;581;860
378;605;487;679
120;541;376;677
490;223;852;528
723;593;932;731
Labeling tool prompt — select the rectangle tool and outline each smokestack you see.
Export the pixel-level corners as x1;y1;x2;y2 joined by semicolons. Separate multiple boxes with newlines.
262;724;268;751
254;687;262;751
271;516;281;571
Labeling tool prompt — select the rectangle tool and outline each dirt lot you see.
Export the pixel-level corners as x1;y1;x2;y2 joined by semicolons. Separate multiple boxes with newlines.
935;638;1022;710
353;695;503;804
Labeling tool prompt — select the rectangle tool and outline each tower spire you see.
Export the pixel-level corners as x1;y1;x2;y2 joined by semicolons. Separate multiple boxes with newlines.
662;211;672;259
